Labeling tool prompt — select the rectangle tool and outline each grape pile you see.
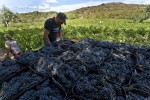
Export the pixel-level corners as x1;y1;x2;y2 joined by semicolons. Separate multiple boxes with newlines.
0;38;150;100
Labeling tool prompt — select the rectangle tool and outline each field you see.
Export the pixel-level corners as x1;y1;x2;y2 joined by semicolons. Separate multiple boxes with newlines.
0;18;150;52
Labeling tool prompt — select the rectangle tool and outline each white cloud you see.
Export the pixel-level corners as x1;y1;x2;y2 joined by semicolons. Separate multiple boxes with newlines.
1;0;150;13
44;0;58;3
41;1;106;12
121;0;150;4
41;0;150;12
0;0;7;8
38;4;51;10
15;4;50;11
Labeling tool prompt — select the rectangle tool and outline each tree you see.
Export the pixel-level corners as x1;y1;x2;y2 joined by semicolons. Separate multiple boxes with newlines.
146;5;150;18
129;13;148;23
0;5;14;27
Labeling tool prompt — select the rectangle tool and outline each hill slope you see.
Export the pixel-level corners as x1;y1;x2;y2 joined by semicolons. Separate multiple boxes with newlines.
67;2;147;19
16;2;148;22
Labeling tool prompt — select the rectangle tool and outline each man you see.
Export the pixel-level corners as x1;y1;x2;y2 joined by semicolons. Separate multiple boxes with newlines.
43;12;67;46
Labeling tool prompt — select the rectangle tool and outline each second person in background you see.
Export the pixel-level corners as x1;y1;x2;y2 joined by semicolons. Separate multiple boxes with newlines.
4;34;21;59
43;12;67;46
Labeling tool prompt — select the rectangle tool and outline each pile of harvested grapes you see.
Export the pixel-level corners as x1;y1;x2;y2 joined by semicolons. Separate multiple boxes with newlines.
0;38;150;100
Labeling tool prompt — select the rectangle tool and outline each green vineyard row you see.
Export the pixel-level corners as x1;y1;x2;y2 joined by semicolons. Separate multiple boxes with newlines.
0;18;150;52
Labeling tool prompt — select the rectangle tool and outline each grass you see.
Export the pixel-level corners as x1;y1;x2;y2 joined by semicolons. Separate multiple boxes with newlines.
0;18;150;52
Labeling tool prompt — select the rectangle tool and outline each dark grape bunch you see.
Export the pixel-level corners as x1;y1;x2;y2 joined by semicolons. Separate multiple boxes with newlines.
0;38;150;100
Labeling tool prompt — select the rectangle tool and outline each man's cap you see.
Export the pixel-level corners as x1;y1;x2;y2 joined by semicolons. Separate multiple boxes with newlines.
4;34;11;39
57;12;67;24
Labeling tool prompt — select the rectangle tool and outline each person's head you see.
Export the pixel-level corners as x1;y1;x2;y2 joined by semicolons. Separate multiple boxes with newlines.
55;12;67;25
4;34;12;40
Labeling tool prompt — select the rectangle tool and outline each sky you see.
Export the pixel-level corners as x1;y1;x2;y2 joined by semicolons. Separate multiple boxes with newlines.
0;0;150;13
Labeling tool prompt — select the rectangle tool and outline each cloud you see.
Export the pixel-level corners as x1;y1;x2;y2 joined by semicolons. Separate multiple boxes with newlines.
1;0;150;13
14;1;103;12
0;0;6;6
38;0;150;12
40;1;106;12
38;4;51;10
44;0;58;3
121;0;150;4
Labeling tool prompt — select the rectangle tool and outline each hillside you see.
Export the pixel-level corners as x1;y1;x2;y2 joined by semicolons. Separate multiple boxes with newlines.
67;2;147;19
16;11;57;23
16;2;148;22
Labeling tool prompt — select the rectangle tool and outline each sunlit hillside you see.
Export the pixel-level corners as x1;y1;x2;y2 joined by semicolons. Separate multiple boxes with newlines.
16;2;148;22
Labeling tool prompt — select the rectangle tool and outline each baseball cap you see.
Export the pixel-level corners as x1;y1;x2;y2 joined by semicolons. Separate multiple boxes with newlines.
57;12;67;25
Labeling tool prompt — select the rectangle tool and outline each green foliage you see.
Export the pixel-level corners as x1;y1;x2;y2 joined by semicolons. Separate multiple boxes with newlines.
1;3;150;52
15;11;56;23
129;4;150;22
146;5;150;18
0;26;43;52
63;19;150;46
129;13;148;23
13;28;43;52
146;5;150;13
11;3;147;21
67;3;146;19
1;18;150;52
0;6;17;27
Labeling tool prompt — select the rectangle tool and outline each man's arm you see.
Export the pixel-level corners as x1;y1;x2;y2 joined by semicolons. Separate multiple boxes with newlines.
59;29;63;40
43;28;52;45
60;31;63;40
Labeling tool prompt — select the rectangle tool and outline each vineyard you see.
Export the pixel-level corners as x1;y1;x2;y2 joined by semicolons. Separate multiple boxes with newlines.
0;2;150;99
0;18;150;52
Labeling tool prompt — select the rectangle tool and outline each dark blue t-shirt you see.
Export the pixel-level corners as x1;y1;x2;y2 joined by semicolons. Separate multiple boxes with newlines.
44;17;61;43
